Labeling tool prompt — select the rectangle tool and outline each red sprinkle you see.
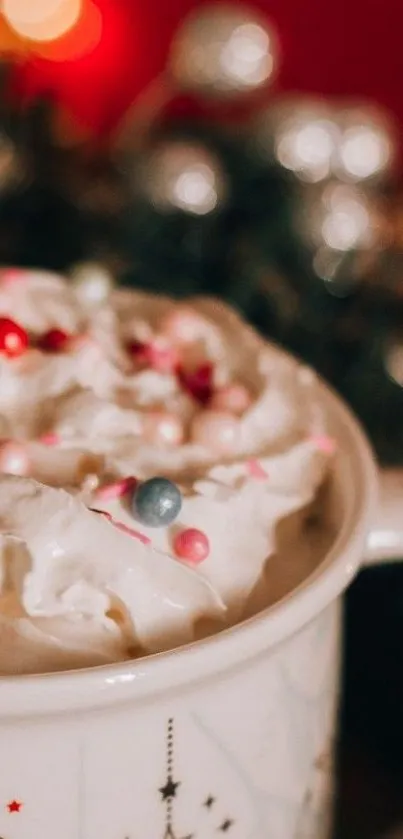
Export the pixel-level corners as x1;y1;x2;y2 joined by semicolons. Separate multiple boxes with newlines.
0;318;29;358
126;340;147;362
177;362;214;405
246;459;268;480
95;476;137;501
37;328;71;353
90;508;151;545
173;528;210;564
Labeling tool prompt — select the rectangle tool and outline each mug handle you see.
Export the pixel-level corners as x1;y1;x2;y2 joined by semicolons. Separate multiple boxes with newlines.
364;468;403;565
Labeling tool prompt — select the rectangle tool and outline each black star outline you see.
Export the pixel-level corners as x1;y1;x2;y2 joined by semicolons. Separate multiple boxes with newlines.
219;819;234;832
204;795;215;809
159;778;181;801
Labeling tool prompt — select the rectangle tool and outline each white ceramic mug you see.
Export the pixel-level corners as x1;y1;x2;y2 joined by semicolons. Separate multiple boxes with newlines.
0;381;402;839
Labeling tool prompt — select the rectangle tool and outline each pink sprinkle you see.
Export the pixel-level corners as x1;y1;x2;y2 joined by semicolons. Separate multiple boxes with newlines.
146;342;179;373
126;340;179;374
2;268;27;285
90;508;151;545
95;476;137;500
110;519;151;544
39;432;60;446
173;528;210;564
246;459;268;480
310;435;337;455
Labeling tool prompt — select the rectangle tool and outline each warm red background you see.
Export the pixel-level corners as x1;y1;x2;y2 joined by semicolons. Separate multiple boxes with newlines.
7;0;403;146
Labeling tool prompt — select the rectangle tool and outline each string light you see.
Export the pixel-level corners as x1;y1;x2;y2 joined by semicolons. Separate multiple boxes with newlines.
2;0;82;42
33;0;101;61
170;4;277;98
255;100;338;183
305;183;377;252
334;106;394;182
139;141;226;216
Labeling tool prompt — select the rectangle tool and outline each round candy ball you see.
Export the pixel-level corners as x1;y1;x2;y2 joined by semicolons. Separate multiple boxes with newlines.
0;318;29;358
173;528;210;564
191;410;240;455
161;306;207;345
132;477;182;528
37;328;71;353
209;383;252;415
142;411;184;448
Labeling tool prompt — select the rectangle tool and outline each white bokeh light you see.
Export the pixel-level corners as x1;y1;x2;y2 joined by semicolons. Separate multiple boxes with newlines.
334;107;395;182
338;125;392;181
276;118;337;182
172;165;218;214
141;142;225;215
2;0;81;41
303;183;378;254
319;185;374;251
219;23;273;88
170;5;276;97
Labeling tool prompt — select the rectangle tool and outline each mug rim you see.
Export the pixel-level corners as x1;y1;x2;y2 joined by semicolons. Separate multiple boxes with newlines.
0;379;377;718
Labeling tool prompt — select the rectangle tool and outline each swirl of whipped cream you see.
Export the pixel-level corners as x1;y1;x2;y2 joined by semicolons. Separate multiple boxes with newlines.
0;269;83;335
0;475;225;672
0;268;337;673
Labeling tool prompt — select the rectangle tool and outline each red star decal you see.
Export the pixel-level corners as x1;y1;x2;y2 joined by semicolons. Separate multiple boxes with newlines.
7;800;22;813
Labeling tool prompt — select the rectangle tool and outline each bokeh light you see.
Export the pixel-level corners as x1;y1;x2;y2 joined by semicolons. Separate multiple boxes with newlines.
255;99;339;183
138;141;226;215
318;184;375;251
33;0;101;62
334;106;394;182
276;117;337;183
170;4;277;98
2;0;82;42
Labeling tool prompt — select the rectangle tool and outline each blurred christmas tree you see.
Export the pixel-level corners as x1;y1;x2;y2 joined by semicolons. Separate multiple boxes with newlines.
0;1;403;462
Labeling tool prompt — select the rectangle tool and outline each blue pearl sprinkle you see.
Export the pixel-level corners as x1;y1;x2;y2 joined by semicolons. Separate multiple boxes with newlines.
132;477;182;528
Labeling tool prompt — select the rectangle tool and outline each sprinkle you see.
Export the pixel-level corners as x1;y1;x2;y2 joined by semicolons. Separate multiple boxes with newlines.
246;459;268;480
0;318;29;358
37;328;71;353
90;508;151;545
132;477;182;528
173;528;210;564
310;435;337;455
39;432;60;446
95;476;138;501
177;362;214;405
127;340;179;374
146;342;179;373
2;268;26;285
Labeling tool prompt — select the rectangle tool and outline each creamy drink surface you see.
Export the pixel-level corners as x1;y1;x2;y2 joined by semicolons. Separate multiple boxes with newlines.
0;268;336;673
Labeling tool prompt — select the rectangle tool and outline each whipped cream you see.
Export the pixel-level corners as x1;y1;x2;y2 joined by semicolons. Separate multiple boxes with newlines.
0;267;336;673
